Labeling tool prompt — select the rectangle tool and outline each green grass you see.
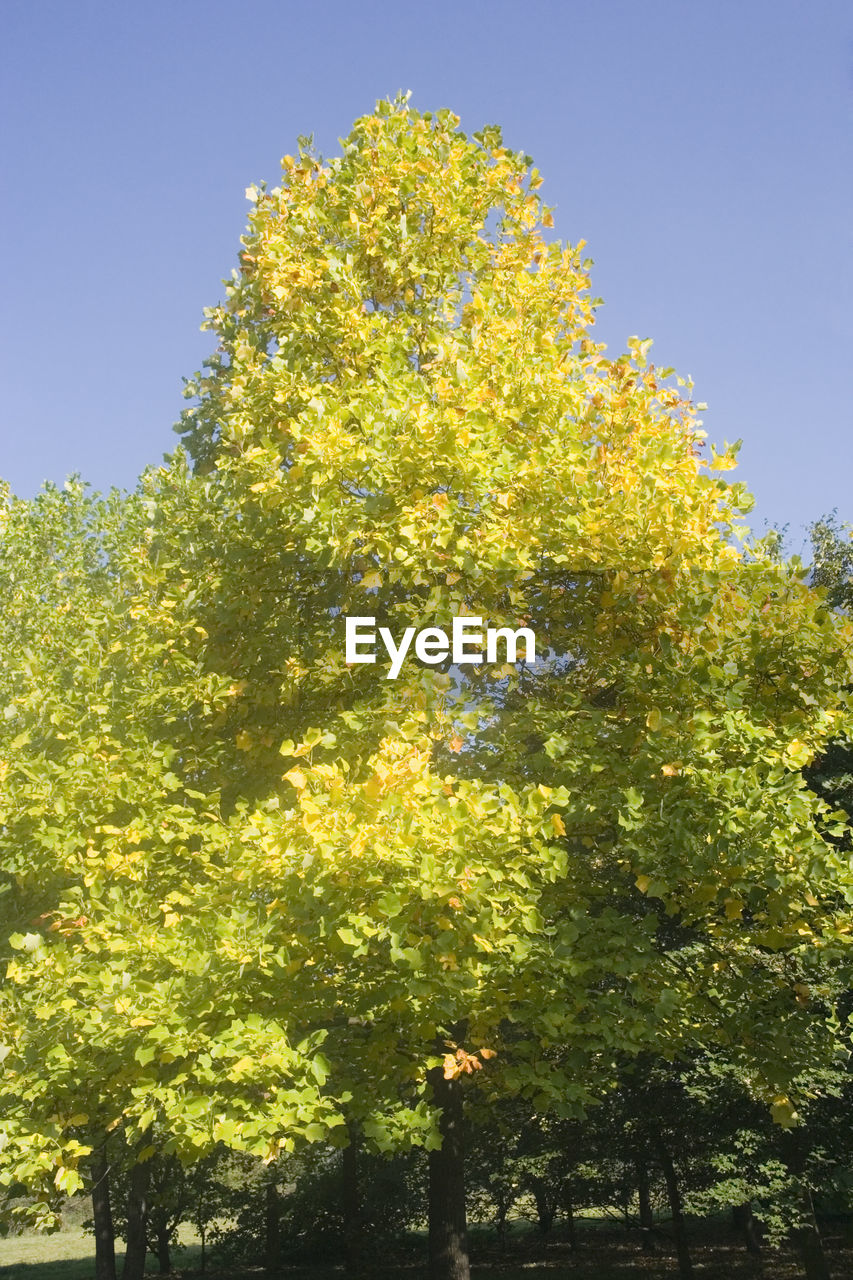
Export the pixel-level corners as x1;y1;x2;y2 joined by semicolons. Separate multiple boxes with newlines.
0;1231;214;1280
0;1222;850;1280
0;1226;93;1273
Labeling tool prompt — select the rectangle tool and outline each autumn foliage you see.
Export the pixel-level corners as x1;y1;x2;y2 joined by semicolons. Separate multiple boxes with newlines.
0;101;850;1280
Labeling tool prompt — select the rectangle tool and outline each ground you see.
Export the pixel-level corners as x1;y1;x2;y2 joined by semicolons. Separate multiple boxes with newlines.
1;1219;852;1279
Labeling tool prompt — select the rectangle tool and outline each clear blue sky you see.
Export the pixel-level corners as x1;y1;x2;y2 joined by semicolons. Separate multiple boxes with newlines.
2;0;850;544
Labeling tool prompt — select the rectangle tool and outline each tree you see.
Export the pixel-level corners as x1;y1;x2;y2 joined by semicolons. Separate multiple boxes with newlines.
2;98;853;1280
170;95;853;1277
0;476;342;1217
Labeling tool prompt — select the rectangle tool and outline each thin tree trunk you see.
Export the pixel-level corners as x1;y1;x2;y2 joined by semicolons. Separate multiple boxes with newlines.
565;1193;577;1252
264;1178;281;1276
90;1141;117;1280
792;1187;832;1280
342;1129;366;1277
733;1202;763;1257
637;1160;655;1253
495;1200;508;1251
194;1186;208;1274
121;1157;150;1280
653;1136;693;1280
156;1222;171;1274
427;1065;470;1280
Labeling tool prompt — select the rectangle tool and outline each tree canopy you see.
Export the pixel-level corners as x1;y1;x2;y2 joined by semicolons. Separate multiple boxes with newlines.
0;99;852;1280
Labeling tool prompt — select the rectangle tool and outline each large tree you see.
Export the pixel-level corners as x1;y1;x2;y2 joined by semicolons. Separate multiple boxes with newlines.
1;98;852;1280
171;96;853;1275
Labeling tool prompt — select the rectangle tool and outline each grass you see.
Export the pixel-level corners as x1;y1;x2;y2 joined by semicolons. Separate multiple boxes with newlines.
0;1232;213;1280
0;1227;93;1274
0;1218;851;1279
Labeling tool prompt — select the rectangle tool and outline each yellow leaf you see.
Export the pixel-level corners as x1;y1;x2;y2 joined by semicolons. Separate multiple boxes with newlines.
646;708;662;731
635;874;652;894
283;767;307;790
770;1096;799;1128
784;739;812;768
551;813;566;836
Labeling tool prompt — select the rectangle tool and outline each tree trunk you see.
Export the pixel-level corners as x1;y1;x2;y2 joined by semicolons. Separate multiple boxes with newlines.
156;1222;172;1274
427;1066;470;1280
264;1178;281;1276
495;1199;508;1251
342;1130;366;1277
194;1188;208;1274
792;1188;832;1280
90;1142;117;1280
121;1157;150;1280
653;1136;693;1280
732;1202;763;1257
637;1160;655;1253
532;1180;555;1235
564;1193;577;1252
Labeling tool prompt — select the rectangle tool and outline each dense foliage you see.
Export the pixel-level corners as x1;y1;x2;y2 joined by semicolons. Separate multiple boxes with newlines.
0;99;851;1280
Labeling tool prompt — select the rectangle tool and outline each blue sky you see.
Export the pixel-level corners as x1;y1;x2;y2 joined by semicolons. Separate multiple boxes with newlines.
2;0;850;545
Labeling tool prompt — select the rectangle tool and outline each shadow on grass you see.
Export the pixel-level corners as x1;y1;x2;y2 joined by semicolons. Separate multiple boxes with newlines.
1;1227;852;1280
